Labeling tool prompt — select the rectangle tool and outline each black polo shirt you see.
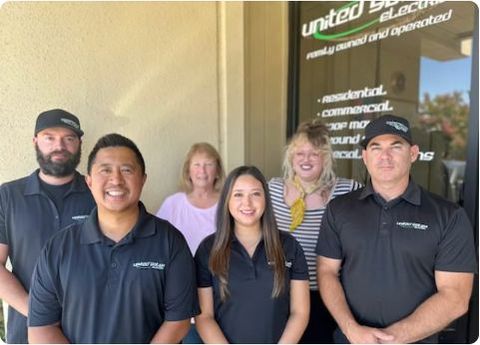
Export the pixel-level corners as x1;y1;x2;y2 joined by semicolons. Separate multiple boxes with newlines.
316;179;477;341
195;231;308;343
28;203;200;343
0;170;95;343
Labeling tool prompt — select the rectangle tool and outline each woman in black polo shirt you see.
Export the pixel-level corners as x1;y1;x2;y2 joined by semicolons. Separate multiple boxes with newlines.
195;166;310;343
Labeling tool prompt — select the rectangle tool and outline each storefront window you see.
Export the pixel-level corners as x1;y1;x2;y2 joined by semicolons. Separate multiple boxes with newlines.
294;1;475;204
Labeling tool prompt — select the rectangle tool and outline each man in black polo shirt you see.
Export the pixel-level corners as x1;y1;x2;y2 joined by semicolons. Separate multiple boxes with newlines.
316;114;476;343
0;109;95;343
28;133;199;343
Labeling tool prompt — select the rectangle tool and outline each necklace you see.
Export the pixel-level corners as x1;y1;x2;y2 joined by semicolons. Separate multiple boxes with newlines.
290;175;323;231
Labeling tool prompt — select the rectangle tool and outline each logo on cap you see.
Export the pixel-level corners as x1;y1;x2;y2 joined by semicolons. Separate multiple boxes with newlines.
61;118;80;130
386;121;408;133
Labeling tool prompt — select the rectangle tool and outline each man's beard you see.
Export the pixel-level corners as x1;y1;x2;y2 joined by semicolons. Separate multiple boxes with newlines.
35;144;81;177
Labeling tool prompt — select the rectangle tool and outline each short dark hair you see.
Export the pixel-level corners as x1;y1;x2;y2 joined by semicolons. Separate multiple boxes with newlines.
87;133;146;175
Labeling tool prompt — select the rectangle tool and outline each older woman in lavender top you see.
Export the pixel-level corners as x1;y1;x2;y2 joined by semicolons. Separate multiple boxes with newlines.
157;142;225;254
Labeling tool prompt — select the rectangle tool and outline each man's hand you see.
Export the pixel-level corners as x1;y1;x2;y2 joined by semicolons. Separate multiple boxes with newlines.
378;271;474;343
345;324;394;344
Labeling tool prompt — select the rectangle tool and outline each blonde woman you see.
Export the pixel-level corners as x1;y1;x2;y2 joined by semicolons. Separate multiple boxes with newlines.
268;120;361;343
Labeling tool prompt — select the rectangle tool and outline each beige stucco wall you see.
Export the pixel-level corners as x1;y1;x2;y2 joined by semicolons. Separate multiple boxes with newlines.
0;1;246;212
245;2;288;179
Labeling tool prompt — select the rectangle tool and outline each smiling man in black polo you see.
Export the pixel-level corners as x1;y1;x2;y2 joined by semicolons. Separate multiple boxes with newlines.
27;133;199;343
316;114;476;343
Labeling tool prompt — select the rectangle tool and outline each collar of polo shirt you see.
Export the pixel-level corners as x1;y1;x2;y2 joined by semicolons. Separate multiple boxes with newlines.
80;202;156;245
24;169;89;196
359;178;421;206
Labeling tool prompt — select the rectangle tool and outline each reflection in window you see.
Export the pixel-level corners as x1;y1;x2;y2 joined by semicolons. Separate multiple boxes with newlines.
295;1;474;205
419;56;471;202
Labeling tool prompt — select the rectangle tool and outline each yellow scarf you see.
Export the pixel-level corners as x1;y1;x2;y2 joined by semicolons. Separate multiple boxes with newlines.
290;176;322;231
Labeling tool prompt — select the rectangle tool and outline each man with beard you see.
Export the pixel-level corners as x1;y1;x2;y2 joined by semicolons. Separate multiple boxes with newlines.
0;109;95;343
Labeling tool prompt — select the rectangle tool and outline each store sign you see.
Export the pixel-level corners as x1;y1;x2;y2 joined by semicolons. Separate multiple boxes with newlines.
295;1;473;200
302;0;446;40
299;1;456;164
303;0;452;60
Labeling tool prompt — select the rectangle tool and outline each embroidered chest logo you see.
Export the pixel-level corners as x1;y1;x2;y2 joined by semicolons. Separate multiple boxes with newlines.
268;261;293;268
71;215;89;220
396;222;428;231
132;261;165;270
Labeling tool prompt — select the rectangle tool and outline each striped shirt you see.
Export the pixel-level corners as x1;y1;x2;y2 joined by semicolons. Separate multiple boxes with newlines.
268;177;361;290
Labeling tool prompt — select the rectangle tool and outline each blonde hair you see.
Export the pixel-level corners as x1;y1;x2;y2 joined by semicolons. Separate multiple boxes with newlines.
282;120;336;192
180;142;225;193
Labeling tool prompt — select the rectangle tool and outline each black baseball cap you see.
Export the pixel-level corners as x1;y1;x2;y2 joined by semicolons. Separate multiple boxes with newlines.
34;109;84;138
360;114;412;148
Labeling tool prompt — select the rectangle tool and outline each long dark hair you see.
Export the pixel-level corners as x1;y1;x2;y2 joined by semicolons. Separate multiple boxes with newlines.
209;166;285;301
